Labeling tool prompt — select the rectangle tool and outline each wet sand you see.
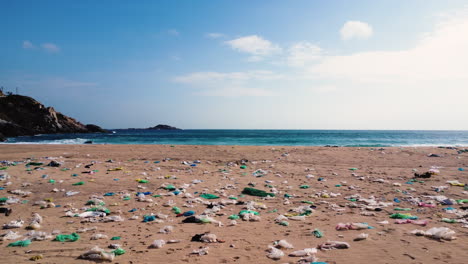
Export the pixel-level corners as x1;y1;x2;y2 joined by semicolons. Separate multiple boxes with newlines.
0;144;467;264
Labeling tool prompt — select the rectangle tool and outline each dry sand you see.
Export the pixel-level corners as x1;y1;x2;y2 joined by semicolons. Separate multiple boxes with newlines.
0;144;467;264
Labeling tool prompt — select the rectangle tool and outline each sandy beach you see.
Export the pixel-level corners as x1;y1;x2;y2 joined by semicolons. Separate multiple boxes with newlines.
0;144;467;264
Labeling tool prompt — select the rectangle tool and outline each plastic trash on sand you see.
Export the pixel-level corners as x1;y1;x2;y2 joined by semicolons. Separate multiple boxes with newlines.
54;233;80;242
3;220;24;229
274;239;294;249
0;231;22;241
266;246;284;260
80;246;115;261
8;239;31;247
149;239;166;248
242;187;275;197
411;227;456;241
354;233;369;241
288;248;317;257
91;234;109;240
318;241;350;250
190;246;209;256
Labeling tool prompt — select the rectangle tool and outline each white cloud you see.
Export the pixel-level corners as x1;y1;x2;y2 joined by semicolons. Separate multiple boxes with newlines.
205;32;225;39
168;29;180;36
287;42;322;67
41;43;60;53
340;21;373;40
22;40;35;49
311;13;468;83
174;70;282;84
174;70;282;97
225;35;281;58
195;87;276;97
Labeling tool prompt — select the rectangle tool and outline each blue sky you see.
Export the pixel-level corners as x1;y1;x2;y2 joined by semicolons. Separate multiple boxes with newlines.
2;0;468;129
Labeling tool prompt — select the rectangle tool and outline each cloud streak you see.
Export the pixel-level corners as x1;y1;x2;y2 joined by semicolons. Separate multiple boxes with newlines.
225;35;281;61
41;43;60;53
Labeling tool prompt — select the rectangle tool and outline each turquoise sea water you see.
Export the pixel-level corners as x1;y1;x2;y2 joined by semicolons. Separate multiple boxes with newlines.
4;130;468;146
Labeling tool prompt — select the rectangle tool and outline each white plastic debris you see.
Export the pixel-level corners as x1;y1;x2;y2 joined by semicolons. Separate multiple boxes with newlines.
80;246;115;261
190;246;209;256
266;246;284;260
288;248;317;257
275;239;294;249
149;239;166;248
354;233;369;241
200;233;218;243
411;227;456;241
3;220;24;229
76;226;97;233
318;241;350;250
0;231;22;241
25;231;52;241
91;234;109;240
158;225;174;234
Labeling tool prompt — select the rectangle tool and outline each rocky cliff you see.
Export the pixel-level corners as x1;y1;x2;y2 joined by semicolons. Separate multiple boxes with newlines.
0;93;107;141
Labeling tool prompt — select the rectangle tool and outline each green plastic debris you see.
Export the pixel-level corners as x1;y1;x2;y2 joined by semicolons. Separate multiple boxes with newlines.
228;214;240;220
241;187;275;197
313;229;323;238
394;208;412;211
239;210;259;215
228;196;238;200
27;162;43;166
240;165;247;169
301;201;314;204
0;197;8;203
284;194;293;198
335;184;342;187
72;181;85;186
152;194;162;198
86;207;110;214
164;184;176;191
441;218;457;223
299;210;313;216
199;218;212;224
54;233;80;242
349;168;358;171
48;179;56;184
123;196;131;201
200;193;220;199
86;200;105;206
111;236;121;240
113;248;125;255
137;179;148;183
8;240;31;247
0;167;8;170
389;213;418;220
172;206;181;214
456;199;468;204
299;185;310;189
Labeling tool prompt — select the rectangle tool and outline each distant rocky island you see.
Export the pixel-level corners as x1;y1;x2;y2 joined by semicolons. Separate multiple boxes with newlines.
146;124;181;130
0;91;107;141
